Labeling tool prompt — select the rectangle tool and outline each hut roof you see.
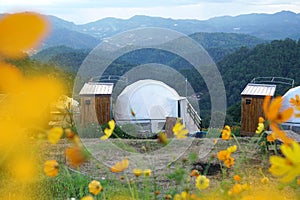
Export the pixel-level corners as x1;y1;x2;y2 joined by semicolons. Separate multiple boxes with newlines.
241;83;276;97
79;82;114;95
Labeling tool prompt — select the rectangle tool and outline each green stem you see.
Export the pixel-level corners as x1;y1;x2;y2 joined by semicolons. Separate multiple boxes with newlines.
231;133;241;150
125;175;135;199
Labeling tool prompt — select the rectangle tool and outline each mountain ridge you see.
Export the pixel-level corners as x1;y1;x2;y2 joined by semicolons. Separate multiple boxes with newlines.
4;10;295;49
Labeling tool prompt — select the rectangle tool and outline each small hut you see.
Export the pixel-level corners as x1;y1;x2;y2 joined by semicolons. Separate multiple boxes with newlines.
240;83;276;136
79;82;113;127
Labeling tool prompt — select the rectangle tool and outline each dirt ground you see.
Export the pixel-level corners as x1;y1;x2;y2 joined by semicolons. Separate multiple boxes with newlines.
41;137;270;181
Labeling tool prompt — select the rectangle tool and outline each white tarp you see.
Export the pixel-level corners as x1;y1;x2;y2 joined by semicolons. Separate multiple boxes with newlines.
115;79;183;122
282;86;300;127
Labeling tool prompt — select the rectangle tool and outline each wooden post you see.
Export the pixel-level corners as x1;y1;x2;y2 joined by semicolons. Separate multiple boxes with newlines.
165;117;178;138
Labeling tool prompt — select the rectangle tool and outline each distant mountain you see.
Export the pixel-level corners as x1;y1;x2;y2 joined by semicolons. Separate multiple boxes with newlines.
33;32;265;72
42;27;100;49
190;32;265;61
69;11;300;40
36;11;300;49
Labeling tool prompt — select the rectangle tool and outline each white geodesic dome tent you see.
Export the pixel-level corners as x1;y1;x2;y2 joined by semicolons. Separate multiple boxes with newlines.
114;79;186;133
281;86;300;131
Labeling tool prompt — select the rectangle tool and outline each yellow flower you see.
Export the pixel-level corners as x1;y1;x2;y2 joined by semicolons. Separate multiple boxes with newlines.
267;129;294;145
88;180;102;195
110;158;129;173
263;96;293;133
173;119;188;139
213;139;218;145
227;145;237;153
48;127;63;144
224;157;235;168
229;183;243;195
174;191;194;200
130;108;136;117
255;122;264;134
43;160;59;177
267;133;276;142
217;150;231;161
289;94;300;107
100;120;115;140
0;12;49;58
297;178;300;186
143;169;152;177
190;169;200;177
65;146;87;167
196;175;210;190
234;174;241;182
269;142;300;182
81;196;94;200
261;177;269;184
158;132;169;145
65;128;75;139
221;125;231;140
133;168;143;177
258;117;265;123
241;183;250;191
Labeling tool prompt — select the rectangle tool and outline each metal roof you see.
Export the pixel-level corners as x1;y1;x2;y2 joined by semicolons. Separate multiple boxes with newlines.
241;83;276;96
79;82;114;95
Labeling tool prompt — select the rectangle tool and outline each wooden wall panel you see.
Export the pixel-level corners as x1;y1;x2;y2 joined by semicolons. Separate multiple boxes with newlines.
241;96;265;136
95;95;111;125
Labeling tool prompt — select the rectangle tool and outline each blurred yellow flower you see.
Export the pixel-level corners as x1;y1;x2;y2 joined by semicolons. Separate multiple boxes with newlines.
261;177;269;184
255;122;264;134
173;119;188;139
65;128;75;139
88;180;102;195
65;146;87;167
258;117;265;123
143;169;152;177
221;125;231;140
44;160;59;177
224;157;235;168
190;169;200;177
228;183;243;195
297;178;300;186
81;196;94;200
227;145;237;153
48;127;64;144
100;119;115;140
269;142;300;182
263;96;293;135
110;158;129;173
174;191;195;200
133;168;143;177
196;175;209;190
213;139;218;145
234;174;241;182
130;108;136;117
267;132;276;142
217;150;231;161
158;132;169;145
289;94;300;107
218;148;235;168
0;12;49;58
241;183;250;191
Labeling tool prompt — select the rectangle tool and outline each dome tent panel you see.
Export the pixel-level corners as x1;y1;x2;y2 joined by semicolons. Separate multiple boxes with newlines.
282;86;300;130
114;79;184;133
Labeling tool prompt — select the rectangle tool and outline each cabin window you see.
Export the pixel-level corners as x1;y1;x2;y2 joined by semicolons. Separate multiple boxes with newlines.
85;99;91;105
245;99;251;105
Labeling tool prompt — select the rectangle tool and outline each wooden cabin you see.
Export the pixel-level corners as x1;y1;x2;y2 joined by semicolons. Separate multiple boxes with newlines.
240;83;276;136
79;82;113;127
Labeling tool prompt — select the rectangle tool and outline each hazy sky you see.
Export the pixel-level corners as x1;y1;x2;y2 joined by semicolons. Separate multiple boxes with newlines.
1;0;300;24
